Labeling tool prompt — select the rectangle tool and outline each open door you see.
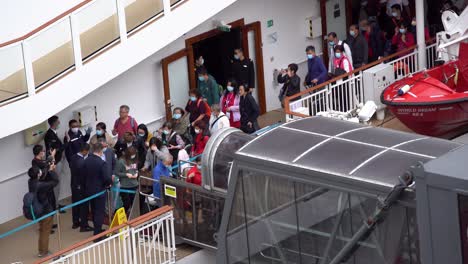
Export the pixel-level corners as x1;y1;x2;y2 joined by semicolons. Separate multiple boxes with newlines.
161;49;189;121
242;21;266;114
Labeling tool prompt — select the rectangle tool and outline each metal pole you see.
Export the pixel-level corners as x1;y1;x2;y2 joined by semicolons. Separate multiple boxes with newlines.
416;0;426;70
56;212;62;250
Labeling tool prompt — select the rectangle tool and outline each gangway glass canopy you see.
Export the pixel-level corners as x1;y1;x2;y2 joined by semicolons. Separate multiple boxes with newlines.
215;117;462;264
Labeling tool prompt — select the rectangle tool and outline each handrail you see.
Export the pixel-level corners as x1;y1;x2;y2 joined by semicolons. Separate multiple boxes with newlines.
36;205;173;263
284;38;436;117
0;0;93;48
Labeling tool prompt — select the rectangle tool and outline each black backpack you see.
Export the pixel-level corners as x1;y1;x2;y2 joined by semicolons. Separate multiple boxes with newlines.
23;189;44;220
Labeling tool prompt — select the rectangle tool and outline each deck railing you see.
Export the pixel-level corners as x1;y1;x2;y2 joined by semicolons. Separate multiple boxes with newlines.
36;206;175;264
0;0;188;105
285;39;437;121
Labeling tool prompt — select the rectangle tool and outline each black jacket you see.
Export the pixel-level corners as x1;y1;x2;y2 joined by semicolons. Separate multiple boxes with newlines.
102;148;116;179
70;154;86;188
64;130;90;163
114;140;137;159
277;74;301;98
28;177;58;214
44;129;64;164
82;154;112;195
231;58;255;88
347;33;368;68
239;94;260;127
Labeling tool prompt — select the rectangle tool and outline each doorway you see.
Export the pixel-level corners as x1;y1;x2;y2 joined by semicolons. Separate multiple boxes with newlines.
161;19;266;121
192;28;242;88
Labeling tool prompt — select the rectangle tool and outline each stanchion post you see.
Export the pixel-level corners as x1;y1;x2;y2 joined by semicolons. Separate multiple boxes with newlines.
56;211;62;250
108;189;112;223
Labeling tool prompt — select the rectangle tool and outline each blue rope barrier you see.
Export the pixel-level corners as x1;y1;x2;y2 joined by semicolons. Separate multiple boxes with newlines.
0;190;108;240
59;190;106;212
112;188;136;194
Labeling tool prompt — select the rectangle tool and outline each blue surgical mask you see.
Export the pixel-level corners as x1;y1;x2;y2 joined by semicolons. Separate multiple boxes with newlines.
399;28;406;34
96;129;104;136
335;52;342;59
350;30;356;37
307;54;314;59
165;164;172;170
234;54;240;60
190;96;197;102
197;165;202;170
173;113;182;120
227;86;234;92
163;130;170;135
329;41;335;47
198;76;205;82
392;12;398;17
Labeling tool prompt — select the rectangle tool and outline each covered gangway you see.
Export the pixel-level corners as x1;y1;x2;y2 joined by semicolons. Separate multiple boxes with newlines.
215;117;461;264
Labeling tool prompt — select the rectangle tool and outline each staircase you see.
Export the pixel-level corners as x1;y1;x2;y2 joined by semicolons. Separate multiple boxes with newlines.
0;0;237;139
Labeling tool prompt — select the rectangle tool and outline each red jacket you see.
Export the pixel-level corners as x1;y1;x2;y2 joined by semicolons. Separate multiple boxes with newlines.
392;32;415;55
192;133;209;156
186;167;202;186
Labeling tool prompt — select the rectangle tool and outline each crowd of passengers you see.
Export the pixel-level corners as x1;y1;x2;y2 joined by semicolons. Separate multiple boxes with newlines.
25;0;460;256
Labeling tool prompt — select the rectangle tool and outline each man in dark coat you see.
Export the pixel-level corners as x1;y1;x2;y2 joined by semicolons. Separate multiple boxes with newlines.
64;119;91;165
347;24;369;69
69;143;93;232
82;143;112;240
44;116;64;164
231;48;255;90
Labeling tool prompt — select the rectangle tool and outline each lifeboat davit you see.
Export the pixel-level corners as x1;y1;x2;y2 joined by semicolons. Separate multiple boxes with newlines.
381;42;468;139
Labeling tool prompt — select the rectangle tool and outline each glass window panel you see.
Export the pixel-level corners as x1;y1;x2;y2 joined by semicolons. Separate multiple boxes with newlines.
284;116;363;136
125;0;164;33
193;190;224;247
242;170;300;263
76;0;119;60
0;44;27;102
27;18;74;88
213;132;252;190
340;128;420;148
295;139;382;175
227;176;249;264
240;128;328;162
161;181;194;240
396;137;461;157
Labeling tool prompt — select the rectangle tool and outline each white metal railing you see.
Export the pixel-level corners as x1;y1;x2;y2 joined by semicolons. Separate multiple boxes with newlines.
41;209;175;264
287;44;438;121
0;0;185;105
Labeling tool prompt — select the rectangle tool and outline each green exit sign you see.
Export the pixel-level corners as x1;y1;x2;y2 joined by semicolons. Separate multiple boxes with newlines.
267;19;274;28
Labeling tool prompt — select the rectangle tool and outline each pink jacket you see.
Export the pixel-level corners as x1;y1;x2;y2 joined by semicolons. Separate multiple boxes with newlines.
220;93;241;122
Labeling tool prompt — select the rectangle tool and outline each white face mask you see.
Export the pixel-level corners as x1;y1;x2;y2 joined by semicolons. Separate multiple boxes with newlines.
71;127;79;134
151;146;157;151
194;129;201;134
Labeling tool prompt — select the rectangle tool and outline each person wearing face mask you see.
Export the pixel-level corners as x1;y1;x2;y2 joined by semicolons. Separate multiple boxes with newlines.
171;107;190;140
239;84;260;134
114;131;137;159
278;63;301;108
220;79;241;128
386;0;411;20
209;104;230;134
185;89;210;138
197;68;220;106
114;146;139;214
333;45;353;75
231;48;255;92
347;24;369;69
82;143;112;241
90;122;115;149
327;32;353;75
383;4;408;49
392;21;415;56
135;124;152;170
186;156;202;186
361;18;385;63
409;17;430;43
69;143;93;232
157;121;185;161
142;137;169;172
152;154;174;204
304;46;327;87
64;119;91;166
195;55;205;77
191;120;210;156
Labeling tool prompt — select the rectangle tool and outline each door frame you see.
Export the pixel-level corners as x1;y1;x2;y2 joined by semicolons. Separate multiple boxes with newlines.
185;18;246;89
161;48;188;121
320;0;353;71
